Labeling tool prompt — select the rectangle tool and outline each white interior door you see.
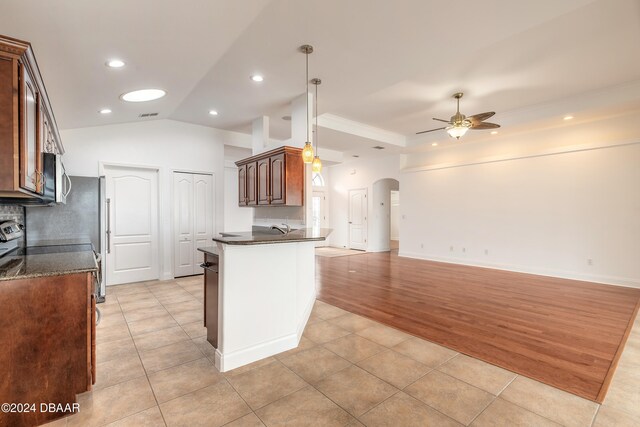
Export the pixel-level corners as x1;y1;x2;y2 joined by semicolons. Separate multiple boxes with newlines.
348;188;367;250
105;165;159;285
173;172;214;277
312;190;328;247
193;174;214;268
174;173;194;277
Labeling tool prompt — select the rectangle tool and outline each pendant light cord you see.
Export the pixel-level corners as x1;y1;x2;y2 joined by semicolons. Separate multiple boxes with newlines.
306;51;310;143
315;81;318;155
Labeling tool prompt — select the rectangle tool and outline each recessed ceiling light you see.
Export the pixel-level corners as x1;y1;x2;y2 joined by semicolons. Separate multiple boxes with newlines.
250;75;264;82
491;131;498;135
99;108;112;114
432;142;438;146
563;115;574;121
208;110;218;116
106;59;125;68
121;89;166;102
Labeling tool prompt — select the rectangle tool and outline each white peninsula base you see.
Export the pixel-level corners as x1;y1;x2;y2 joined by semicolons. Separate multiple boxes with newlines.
201;236;322;372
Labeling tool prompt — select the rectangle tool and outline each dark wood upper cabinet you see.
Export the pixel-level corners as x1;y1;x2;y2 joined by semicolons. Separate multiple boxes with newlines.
246;162;257;206
257;158;270;205
19;61;42;194
270;153;285;205
0;34;63;199
238;164;247;205
235;146;304;207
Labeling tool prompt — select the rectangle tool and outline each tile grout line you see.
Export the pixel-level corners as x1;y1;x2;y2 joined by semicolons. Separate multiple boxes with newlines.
589;404;601;427
85;291;165;427
96;279;205;426
495;375;592;427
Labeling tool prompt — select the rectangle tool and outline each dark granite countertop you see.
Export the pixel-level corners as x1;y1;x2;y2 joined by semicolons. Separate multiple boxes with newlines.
202;227;332;247
0;248;98;281
197;246;220;256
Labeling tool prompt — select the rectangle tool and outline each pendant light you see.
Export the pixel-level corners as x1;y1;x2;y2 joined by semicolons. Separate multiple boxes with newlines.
300;45;314;163
311;78;322;173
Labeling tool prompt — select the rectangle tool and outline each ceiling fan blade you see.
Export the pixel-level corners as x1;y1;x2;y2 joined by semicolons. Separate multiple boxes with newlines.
432;117;451;123
466;112;495;126
470;122;500;130
416;127;446;135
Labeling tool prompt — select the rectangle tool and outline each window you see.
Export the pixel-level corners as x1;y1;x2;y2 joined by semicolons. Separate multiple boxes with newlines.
312;172;325;187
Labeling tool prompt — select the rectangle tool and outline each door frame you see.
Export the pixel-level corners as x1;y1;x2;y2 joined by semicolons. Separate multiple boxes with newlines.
348;187;368;251
171;168;216;279
312;189;328;247
100;161;162;286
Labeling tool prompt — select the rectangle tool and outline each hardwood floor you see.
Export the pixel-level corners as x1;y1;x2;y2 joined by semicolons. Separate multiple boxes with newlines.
316;251;640;402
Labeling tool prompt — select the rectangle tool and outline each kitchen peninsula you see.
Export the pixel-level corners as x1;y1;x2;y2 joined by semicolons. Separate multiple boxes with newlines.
198;227;331;372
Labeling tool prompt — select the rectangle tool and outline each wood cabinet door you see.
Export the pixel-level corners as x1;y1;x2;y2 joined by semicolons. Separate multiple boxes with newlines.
19;62;42;194
238;164;247;206
246;162;257;206
270;153;285;205
204;253;219;348
257;158;270;205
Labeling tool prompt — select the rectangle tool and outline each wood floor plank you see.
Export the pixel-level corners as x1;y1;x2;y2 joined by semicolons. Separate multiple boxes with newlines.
315;252;640;402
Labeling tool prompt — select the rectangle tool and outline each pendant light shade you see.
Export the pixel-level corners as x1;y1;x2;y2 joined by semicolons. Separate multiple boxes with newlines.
302;142;314;163
312;156;322;173
311;78;322;172
300;45;314;163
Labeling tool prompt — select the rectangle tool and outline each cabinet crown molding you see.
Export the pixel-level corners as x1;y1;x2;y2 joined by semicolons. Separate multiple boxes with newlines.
235;145;302;166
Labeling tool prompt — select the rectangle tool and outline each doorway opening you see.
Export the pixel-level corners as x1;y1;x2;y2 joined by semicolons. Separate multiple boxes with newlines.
371;178;399;252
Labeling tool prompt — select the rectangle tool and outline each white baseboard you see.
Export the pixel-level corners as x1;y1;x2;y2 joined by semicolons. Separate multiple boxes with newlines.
297;293;316;340
214;333;298;372
214;293;315;373
398;251;640;289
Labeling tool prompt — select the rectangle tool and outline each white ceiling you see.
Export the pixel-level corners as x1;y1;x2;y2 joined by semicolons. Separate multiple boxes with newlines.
2;0;639;158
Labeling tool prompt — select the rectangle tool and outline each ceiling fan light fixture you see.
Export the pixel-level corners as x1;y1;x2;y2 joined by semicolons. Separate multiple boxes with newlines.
446;124;470;139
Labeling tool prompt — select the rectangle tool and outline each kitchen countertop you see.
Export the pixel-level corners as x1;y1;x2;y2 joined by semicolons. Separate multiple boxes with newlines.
0;247;98;281
203;227;332;247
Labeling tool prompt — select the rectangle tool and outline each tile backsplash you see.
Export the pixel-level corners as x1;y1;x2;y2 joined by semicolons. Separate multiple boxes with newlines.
0;204;25;224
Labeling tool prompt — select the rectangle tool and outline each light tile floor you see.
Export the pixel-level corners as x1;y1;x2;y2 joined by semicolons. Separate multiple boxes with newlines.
44;277;640;427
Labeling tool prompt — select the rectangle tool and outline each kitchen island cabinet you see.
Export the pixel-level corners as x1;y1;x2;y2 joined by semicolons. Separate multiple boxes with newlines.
0;250;97;427
198;227;330;372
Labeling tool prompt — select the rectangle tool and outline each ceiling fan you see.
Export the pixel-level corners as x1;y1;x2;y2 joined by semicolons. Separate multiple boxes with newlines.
416;92;500;139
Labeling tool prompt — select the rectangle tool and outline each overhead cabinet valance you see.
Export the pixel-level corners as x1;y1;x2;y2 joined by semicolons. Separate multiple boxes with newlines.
235;146;304;207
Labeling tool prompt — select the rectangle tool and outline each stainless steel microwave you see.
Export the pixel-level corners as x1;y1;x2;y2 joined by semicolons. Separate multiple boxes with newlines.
38;153;70;205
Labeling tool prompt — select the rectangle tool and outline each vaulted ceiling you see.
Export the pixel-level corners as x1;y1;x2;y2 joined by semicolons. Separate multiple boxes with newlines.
2;0;639;157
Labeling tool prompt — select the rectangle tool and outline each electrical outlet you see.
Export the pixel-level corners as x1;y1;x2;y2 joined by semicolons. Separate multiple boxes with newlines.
484;249;489;255
450;246;454;252
587;258;593;266
421;243;424;249
462;247;466;253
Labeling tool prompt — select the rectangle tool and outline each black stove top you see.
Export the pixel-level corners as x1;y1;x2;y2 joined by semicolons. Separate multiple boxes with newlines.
18;243;94;256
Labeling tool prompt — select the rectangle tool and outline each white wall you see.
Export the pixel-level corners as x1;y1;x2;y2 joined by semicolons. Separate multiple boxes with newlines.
61;119;251;280
370;178;399;252
390;190;400;240
223;164;254;232
400;113;640;287
326;155;401;248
